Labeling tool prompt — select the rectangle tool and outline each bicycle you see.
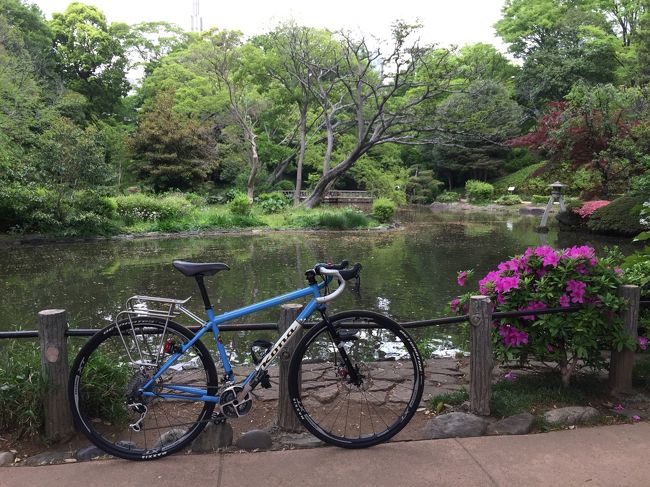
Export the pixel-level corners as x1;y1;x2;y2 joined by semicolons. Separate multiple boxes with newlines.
68;260;424;460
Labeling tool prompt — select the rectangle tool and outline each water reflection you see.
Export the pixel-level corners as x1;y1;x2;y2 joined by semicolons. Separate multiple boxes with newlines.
0;207;638;359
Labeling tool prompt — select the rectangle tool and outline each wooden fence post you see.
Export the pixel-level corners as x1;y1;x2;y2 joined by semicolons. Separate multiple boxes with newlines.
277;303;304;432
609;285;641;394
38;309;74;440
469;296;493;416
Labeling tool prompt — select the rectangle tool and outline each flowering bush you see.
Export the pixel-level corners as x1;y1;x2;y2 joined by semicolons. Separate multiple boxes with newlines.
452;245;634;386
574;200;610;219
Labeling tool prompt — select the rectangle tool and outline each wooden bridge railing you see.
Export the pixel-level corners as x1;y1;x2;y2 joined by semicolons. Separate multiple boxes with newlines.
280;190;372;201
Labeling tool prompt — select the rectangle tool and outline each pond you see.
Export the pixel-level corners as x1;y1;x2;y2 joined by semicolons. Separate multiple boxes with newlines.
0;207;637;362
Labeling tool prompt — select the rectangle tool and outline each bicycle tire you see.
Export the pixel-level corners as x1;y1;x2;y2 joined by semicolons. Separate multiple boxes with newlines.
69;317;218;460
288;310;424;448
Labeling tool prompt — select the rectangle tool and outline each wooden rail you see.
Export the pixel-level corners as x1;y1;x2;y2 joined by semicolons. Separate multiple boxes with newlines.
280;190;372;203
5;287;644;436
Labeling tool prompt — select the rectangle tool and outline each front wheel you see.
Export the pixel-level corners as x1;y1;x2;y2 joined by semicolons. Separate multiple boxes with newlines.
68;317;218;460
288;310;424;448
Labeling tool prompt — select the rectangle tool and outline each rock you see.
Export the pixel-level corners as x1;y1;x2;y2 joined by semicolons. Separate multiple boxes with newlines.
487;413;535;435
520;206;548;215
192;422;233;453
236;429;273;451
23;451;73;466
153;428;187;449
543;407;600;426
75;445;107;461
422;412;488;439
0;451;16;466
277;432;324;449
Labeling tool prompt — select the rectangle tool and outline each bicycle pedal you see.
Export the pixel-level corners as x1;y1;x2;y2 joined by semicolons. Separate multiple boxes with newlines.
260;371;271;389
250;339;273;365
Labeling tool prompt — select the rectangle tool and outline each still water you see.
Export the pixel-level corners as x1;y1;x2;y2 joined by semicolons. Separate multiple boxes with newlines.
0;208;635;359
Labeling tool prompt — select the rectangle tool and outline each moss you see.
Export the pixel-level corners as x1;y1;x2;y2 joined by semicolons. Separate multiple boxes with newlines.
586;196;645;236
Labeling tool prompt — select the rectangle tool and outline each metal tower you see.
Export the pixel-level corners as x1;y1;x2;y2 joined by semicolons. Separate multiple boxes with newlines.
191;0;203;32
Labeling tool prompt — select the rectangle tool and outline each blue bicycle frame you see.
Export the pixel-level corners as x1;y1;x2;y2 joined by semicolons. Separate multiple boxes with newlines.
137;276;331;404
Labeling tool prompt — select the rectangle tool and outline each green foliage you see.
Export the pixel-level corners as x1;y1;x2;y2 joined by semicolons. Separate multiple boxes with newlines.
493;163;546;195
274;180;294;191
531;195;549;204
587;196;646;236
115;193;194;224
436;191;461;203
0;341;43;436
229;192;252;216
256;192;290;213
288;208;370;229
372;198;397;223
465;180;494;203
494;194;522;206
405;169;444;204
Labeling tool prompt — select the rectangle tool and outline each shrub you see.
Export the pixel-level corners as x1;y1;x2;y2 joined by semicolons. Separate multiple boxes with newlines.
573;200;610;219
372;198;396;223
229;192;252;216
115;194;193;223
494;194;522;206
256;192;290;214
288;208;370;229
0;184;62;232
436;191;460;203
531;195;549;205
587;196;645;236
275;180;294;191
451;245;630;387
465;180;494;203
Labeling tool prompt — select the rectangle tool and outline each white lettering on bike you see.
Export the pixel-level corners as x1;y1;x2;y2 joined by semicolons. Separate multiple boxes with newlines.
259;320;301;368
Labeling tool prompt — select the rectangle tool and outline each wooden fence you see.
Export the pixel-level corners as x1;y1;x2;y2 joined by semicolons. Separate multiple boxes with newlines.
1;285;644;439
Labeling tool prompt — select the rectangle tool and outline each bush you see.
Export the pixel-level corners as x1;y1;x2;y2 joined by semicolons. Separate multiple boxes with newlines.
574;200;610;219
256;192;290;214
229;192;252;216
531;195;549;205
288;208;370;229
115;194;193;224
465;180;494;203
372;198;397;223
451;245;629;387
587;196;645;236
436;191;460;203
274;180;294;191
494;194;522;206
0;184;62;232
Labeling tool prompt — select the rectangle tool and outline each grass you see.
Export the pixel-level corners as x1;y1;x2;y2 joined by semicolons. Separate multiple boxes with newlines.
493;162;546;193
427;371;613;422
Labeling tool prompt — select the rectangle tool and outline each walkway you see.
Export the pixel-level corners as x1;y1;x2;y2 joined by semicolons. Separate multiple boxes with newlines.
3;422;649;487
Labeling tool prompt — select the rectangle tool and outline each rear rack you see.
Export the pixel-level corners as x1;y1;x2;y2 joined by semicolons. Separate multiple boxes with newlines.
122;295;192;320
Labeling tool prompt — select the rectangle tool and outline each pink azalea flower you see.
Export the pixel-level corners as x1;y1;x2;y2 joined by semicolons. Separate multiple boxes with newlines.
559;294;571;308
519;301;547;320
494;275;519;294
498;325;528;347
546;344;554;353
633;415;641;421
450;298;460;312
614;268;623;276
566;280;586;304
504;371;516;380
638;336;648;351
614;404;624;412
457;271;467;287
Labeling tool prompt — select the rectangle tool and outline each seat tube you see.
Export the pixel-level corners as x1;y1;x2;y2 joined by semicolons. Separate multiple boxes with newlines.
195;275;213;310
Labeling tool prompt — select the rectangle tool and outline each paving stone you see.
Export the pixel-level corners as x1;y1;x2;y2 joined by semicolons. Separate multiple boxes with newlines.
368;380;394;392
0;451;15;466
277;433;324;449
192;422;233;452
543;407;600;426
422;412;488;439
252;386;279;402
487;413;535;435
236;429;272;451
311;384;340;404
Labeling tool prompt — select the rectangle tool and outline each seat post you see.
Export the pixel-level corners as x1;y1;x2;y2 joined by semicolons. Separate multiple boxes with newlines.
194;275;213;310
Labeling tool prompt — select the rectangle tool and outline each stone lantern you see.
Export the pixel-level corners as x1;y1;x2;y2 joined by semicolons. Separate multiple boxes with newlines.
537;181;567;232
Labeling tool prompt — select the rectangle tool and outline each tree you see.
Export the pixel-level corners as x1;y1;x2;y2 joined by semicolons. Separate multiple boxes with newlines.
302;23;459;208
124;21;189;75
50;3;129;117
132;90;216;191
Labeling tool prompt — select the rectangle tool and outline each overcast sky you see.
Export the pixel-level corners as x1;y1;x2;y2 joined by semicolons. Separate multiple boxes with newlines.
32;0;509;50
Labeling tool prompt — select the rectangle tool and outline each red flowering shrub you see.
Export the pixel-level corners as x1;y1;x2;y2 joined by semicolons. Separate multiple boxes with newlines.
574;200;610;219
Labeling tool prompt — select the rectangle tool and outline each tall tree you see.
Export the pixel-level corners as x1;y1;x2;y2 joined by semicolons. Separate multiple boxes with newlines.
50;3;129;117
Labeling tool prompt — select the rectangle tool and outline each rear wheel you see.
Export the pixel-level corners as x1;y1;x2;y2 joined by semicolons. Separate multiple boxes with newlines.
69;318;218;460
288;310;424;448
